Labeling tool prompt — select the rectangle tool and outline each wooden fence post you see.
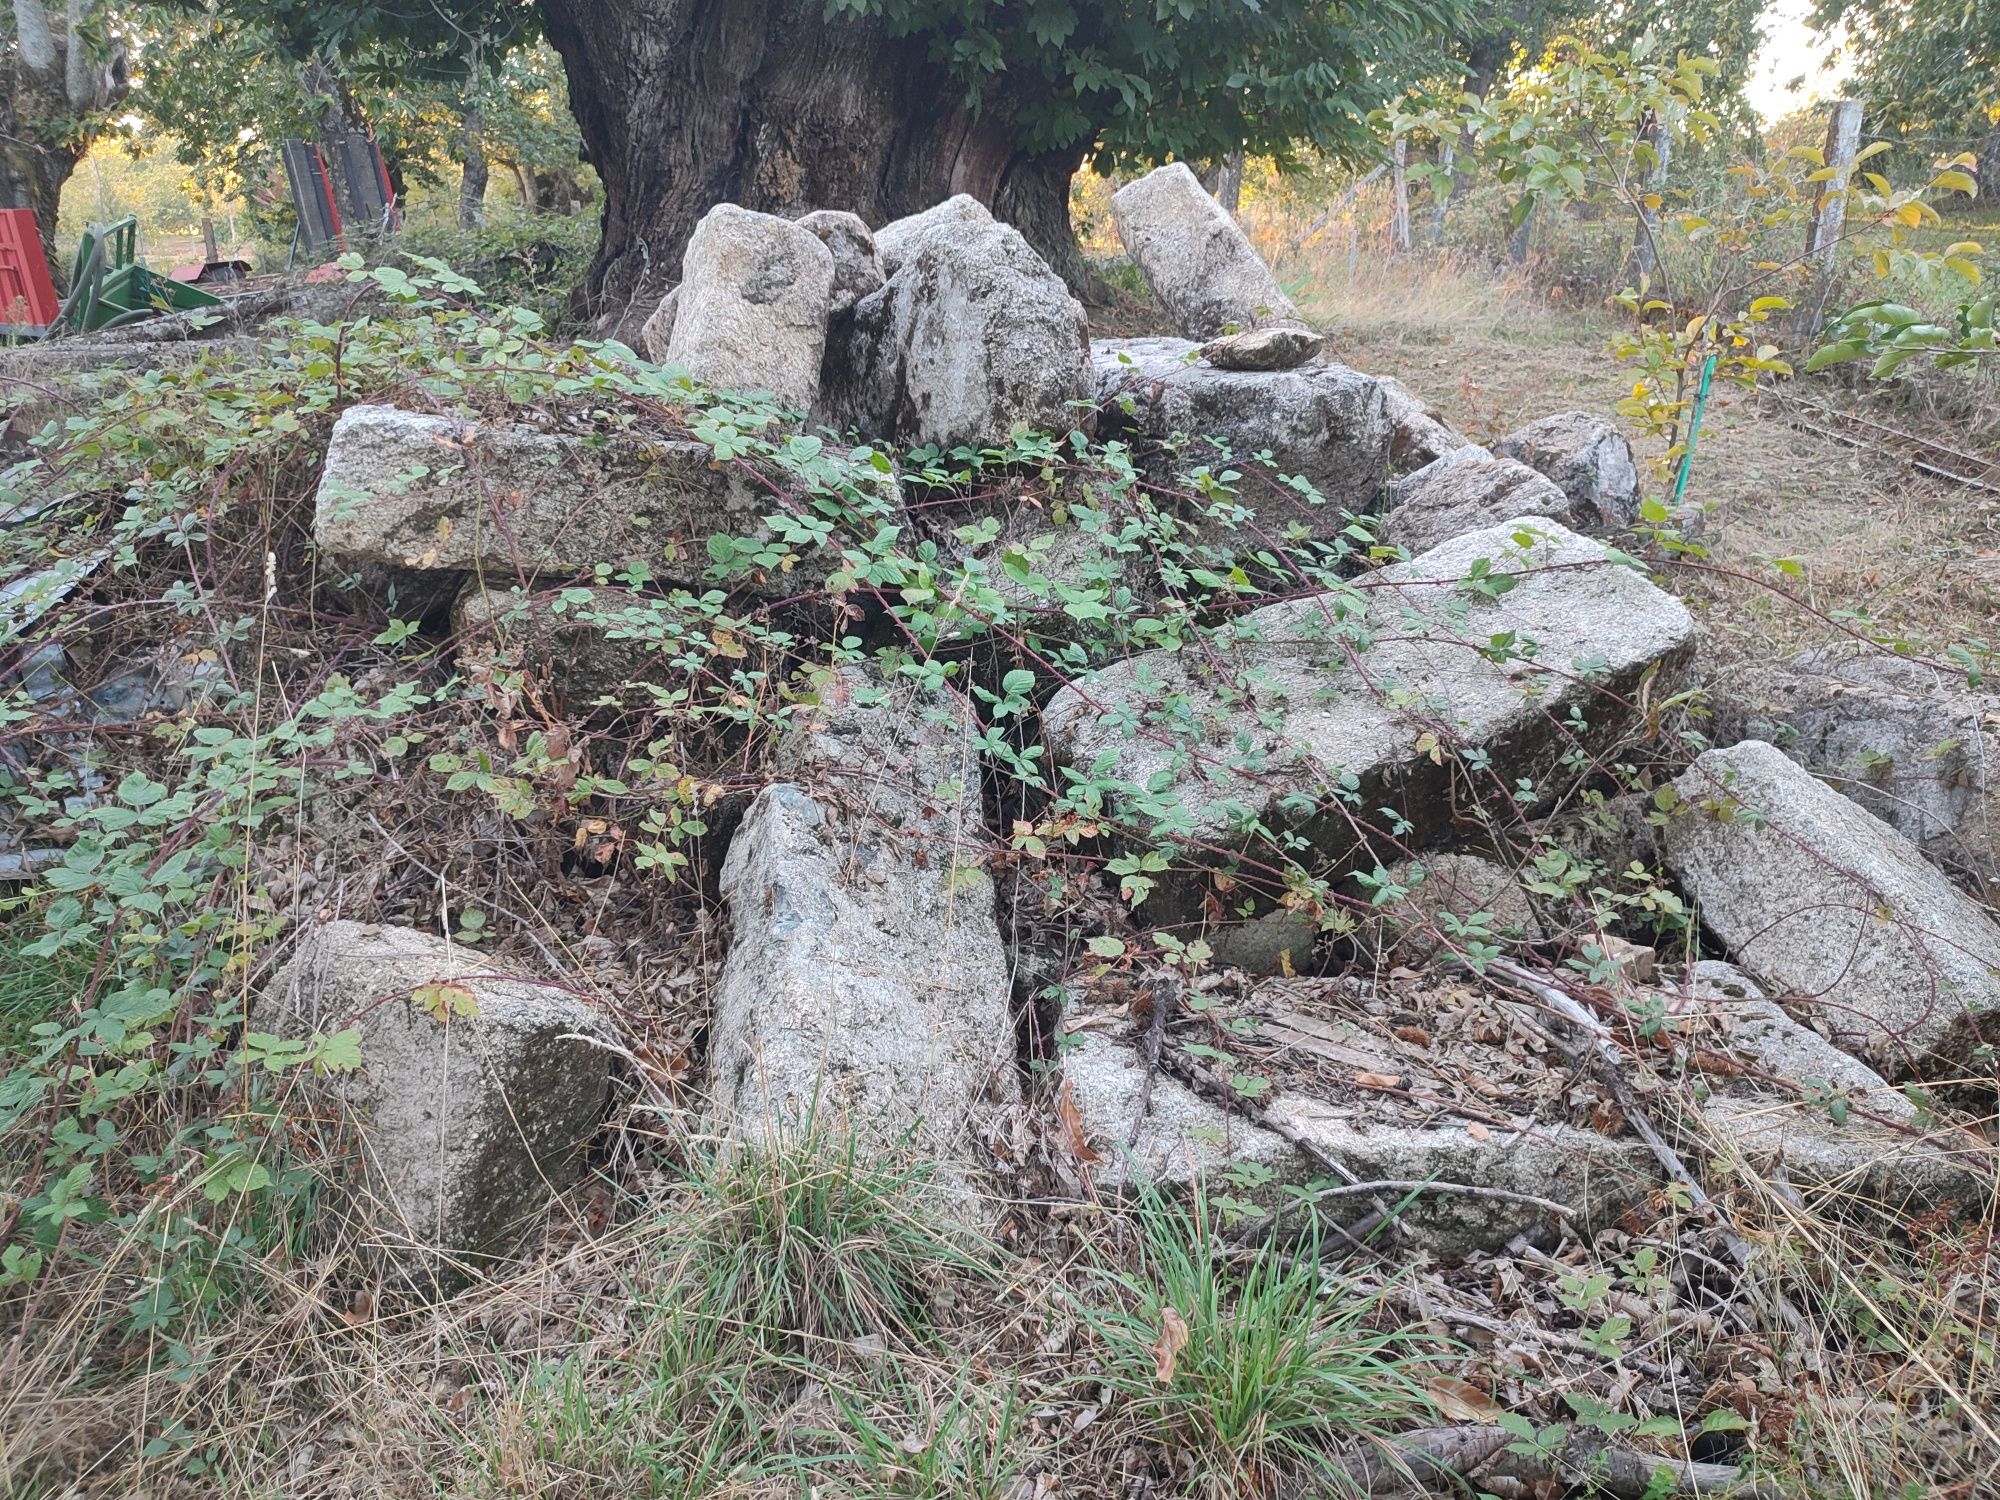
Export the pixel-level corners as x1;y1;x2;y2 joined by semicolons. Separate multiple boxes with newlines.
1390;135;1411;253
1806;99;1864;269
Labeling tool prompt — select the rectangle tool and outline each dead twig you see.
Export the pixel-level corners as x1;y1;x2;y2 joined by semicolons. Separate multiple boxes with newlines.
1127;971;1180;1149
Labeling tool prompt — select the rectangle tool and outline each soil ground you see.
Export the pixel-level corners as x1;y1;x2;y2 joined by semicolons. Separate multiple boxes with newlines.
1293;258;2000;663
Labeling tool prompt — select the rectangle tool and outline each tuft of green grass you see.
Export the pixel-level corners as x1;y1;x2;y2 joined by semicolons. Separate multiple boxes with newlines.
679;1115;986;1350
1071;1191;1426;1497
808;1367;1026;1500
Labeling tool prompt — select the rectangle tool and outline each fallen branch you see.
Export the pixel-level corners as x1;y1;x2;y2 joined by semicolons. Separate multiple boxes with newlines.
1485;960;1802;1334
1400;1291;1674;1381
1328;1423;1784;1498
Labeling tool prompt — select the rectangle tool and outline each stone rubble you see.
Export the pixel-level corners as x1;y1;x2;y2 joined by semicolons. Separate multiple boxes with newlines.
663;203;835;411
1493;410;1642;528
1703;645;2000;898
820;194;1093;449
1381;443;1584;554
1093;335;1391;527
1376;374;1472;472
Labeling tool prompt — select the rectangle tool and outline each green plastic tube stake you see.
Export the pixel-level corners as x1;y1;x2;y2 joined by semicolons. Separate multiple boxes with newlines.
1671;352;1718;508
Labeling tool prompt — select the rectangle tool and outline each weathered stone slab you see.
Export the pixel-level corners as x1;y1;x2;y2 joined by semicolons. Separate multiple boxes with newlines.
1044;518;1699;911
1093;336;1390;523
1703;646;2000;899
1061;1028;1659;1257
821;195;1092;449
1494;411;1641;528
664;203;834;410
1201;324;1323;371
1669;964;1984;1209
709;671;1018;1197
311;404;814;589
260;921;614;1285
1662;739;2000;1078
1110;162;1300;338
1382;444;1581;554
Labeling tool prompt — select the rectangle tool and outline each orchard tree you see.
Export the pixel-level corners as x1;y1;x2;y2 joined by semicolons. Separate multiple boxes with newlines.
3;0;130;272
1814;0;1999;197
537;0;1461;322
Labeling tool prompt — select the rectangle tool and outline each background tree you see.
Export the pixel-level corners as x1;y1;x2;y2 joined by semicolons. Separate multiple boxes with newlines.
1813;0;2000;196
537;0;1461;324
135;4;576;239
3;0;130;274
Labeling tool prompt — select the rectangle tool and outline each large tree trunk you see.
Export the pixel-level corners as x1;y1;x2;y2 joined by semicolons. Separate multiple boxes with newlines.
1;0;128;285
539;0;1090;330
1978;119;2000;205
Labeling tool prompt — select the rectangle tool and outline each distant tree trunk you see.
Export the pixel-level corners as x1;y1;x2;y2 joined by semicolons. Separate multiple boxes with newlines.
1977;118;2000;203
458;102;488;228
1216;150;1244;217
1629;109;1670;288
1452;32;1509;204
539;0;1093;327
0;0;128;281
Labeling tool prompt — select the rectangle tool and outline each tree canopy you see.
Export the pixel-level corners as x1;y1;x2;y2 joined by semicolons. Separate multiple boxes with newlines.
832;0;1463;172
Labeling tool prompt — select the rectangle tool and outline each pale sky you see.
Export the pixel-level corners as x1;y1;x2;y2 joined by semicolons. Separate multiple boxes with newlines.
1746;0;1855;123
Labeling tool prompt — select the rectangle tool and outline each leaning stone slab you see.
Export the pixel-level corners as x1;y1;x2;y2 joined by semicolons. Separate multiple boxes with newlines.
1662;739;2000;1079
1093;336;1390;525
311;404;816;591
664;203;834;411
820;195;1092;449
1382;444;1582;554
1702;645;2000;899
708;670;1018;1201
259;921;614;1288
1494;411;1641;528
1111;162;1301;338
1044;518;1699;915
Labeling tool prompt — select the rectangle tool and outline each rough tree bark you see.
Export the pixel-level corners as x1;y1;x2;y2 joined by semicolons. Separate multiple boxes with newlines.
1978;118;2000;204
538;0;1093;329
1;0;128;281
457;102;488;228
